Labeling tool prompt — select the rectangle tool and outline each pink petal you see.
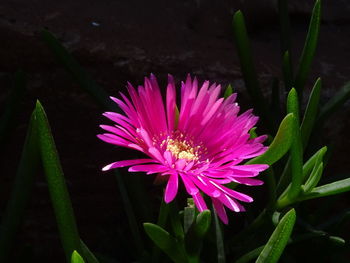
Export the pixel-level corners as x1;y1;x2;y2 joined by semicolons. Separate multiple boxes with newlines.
192;192;207;212
164;173;179;203
179;173;199;195
212;198;228;224
102;159;156;171
129;164;168;174
231;177;264;186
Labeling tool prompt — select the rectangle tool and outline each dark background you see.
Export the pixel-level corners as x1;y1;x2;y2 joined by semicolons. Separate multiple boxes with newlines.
1;0;350;262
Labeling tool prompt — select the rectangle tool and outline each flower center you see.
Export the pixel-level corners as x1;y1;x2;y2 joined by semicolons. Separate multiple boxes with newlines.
158;131;206;161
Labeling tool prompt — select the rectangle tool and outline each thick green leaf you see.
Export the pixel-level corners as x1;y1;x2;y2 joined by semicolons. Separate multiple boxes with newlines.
300;78;322;147
224;84;233;99
247;113;295;166
194;210;211;238
185;210;211;261
0;113;39;262
232;11;272;131
256;209;296;263
299;178;350;201
41;30;118;112
0;70;26;146
302;146;327;181
294;0;321;97
71;251;85;263
144;223;187;263
302;162;323;193
35;101;82;261
318;81;350;124
286;89;303;200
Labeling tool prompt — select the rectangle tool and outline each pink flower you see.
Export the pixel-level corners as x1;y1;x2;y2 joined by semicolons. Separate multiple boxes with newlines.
98;74;268;224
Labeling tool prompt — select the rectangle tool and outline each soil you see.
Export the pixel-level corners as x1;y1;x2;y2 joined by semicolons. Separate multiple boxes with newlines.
1;0;350;262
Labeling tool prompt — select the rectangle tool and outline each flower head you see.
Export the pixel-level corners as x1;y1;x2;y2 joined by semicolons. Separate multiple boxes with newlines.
98;74;268;224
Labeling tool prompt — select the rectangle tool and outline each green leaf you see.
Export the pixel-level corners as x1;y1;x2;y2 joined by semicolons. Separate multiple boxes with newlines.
300;78;322;148
249;127;258;139
184;199;195;234
224;84;233;99
0;113;39;262
318;81;350;124
71;250;85;263
34;100;82;261
41;30;118;112
194;210;211;238
302;146;327;181
302;162;323;193
256;209;296;263
294;0;321;97
247;113;295;166
0;70;26;147
286;89;303;200
185;210;211;260
299;178;350;201
232;11;272;131
144;223;187;263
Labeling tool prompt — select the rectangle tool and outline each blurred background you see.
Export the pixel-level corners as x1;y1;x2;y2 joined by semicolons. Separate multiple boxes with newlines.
1;0;350;262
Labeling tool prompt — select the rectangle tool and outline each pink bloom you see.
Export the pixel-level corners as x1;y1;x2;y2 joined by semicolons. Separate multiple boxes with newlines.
98;74;268;224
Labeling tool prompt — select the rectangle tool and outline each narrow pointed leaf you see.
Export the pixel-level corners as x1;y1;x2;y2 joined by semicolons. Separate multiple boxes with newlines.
318;81;350;124
300;78;322;147
41;30;118;112
294;0;321;97
71;251;85;263
232;11;272;131
247;113;295;166
286;89;303;200
224;84;233;99
0;113;39;262
0;70;26;146
302;146;327;181
302;162;323;193
256;209;296;263
35;101;82;261
299;178;350;201
144;223;187;263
